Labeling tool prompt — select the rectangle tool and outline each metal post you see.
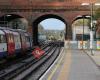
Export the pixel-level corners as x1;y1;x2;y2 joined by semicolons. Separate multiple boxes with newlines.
82;16;85;49
93;20;97;40
90;3;94;55
94;26;96;40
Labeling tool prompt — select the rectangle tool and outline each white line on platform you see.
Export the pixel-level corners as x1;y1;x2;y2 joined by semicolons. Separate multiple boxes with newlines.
39;47;64;80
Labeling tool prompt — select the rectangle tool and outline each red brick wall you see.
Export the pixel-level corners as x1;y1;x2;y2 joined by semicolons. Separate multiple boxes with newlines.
0;0;96;6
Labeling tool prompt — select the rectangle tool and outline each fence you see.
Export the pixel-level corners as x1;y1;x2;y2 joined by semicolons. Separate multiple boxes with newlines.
65;40;100;50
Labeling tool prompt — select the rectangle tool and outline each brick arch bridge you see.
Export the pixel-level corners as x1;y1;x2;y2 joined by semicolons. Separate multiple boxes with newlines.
0;0;96;45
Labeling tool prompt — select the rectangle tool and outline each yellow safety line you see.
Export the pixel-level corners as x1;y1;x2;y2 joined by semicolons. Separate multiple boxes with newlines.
57;49;71;80
47;48;72;80
47;49;65;80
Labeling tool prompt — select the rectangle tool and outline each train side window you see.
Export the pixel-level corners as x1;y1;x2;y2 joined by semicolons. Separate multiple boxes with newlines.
0;35;6;43
14;35;20;42
14;35;16;42
26;36;30;42
8;34;14;43
22;35;25;42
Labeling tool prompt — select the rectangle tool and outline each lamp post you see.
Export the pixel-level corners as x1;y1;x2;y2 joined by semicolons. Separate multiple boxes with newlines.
90;3;94;55
82;15;85;49
81;3;94;50
93;20;97;40
81;3;100;55
82;15;91;49
77;15;90;49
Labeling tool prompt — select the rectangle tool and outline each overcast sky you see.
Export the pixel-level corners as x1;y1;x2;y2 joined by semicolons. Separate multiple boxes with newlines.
40;18;65;30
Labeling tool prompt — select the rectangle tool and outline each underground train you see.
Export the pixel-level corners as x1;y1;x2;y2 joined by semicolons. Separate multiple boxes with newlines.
0;27;32;59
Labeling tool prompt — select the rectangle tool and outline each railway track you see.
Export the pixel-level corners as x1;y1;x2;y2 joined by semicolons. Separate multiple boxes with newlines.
25;46;62;80
0;41;49;70
0;42;62;80
0;43;57;80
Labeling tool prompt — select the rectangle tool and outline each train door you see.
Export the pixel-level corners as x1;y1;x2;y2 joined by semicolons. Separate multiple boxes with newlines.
25;33;31;50
4;30;15;56
20;32;27;52
13;31;21;54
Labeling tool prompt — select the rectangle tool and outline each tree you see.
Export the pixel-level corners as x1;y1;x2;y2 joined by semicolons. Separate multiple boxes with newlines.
73;19;90;26
93;8;100;39
94;8;100;20
38;24;44;33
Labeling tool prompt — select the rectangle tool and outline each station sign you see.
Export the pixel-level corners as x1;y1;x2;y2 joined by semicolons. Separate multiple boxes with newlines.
32;47;45;59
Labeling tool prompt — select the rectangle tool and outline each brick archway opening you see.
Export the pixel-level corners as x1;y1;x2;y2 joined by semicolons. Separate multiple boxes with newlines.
32;14;67;46
71;15;91;41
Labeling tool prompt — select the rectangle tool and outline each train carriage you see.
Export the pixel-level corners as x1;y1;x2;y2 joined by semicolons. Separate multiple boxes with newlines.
0;30;7;59
0;27;32;60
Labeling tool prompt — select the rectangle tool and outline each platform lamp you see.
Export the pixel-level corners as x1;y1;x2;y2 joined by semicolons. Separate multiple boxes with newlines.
81;3;100;55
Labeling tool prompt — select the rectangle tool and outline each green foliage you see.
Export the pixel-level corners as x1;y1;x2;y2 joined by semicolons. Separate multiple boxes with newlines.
94;8;100;20
38;24;44;31
73;19;90;26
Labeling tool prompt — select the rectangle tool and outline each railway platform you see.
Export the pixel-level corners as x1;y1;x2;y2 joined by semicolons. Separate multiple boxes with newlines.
84;50;100;67
40;48;100;80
